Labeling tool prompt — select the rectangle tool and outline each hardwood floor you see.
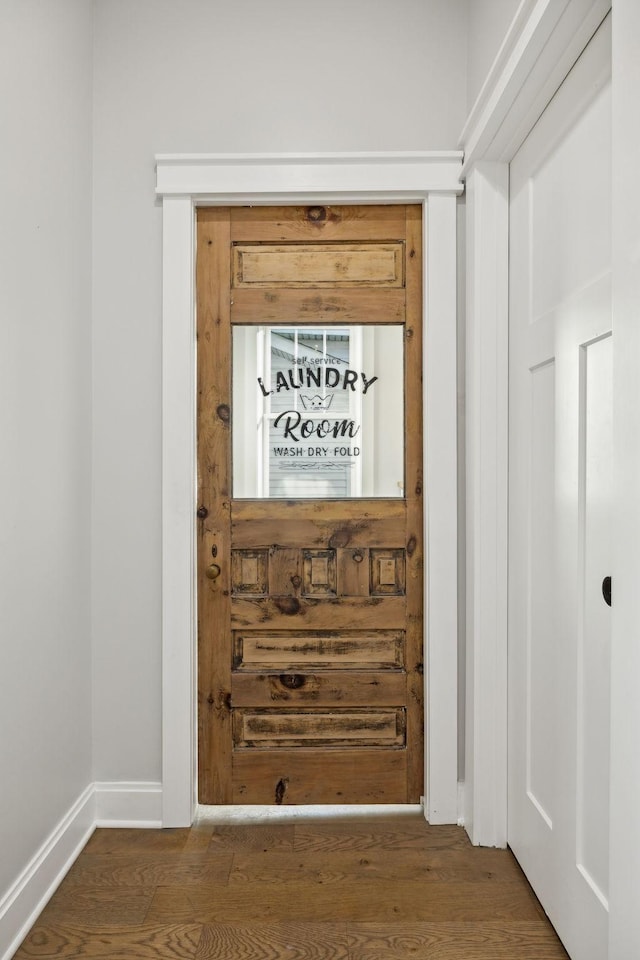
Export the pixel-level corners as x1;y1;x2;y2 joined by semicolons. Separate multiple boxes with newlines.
12;812;569;959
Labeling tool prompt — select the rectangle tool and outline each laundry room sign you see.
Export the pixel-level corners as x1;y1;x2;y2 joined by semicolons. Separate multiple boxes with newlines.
260;359;378;456
232;325;404;498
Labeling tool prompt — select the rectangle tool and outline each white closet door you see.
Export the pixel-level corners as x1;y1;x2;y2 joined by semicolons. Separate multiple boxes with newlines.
508;15;612;960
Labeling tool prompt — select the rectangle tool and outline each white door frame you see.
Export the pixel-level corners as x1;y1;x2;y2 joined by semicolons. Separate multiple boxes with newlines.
156;152;463;827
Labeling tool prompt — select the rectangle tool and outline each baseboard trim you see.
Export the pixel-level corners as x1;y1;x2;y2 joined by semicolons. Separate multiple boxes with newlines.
0;784;95;960
0;780;164;960
94;781;162;828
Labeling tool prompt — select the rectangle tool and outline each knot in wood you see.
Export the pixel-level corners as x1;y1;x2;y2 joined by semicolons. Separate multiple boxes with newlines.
274;597;301;616
279;673;305;690
329;528;351;549
306;206;327;223
275;778;289;804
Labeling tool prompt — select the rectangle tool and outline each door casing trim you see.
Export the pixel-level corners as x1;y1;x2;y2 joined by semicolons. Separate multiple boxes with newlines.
156;153;463;826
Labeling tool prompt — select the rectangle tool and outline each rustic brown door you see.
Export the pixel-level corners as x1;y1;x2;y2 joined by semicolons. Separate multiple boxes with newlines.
196;205;423;804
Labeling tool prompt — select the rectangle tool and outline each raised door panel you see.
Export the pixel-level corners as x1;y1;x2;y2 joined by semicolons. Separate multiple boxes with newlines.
233;630;405;672
232;243;405;288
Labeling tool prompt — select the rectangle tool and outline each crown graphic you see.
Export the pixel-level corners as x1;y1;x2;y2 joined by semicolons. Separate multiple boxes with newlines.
300;394;334;411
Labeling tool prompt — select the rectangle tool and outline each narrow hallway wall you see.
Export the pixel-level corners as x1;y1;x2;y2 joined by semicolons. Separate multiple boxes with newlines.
0;0;93;918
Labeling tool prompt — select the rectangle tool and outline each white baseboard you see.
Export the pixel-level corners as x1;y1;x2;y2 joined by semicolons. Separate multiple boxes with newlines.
0;784;95;960
94;781;162;828
0;780;164;960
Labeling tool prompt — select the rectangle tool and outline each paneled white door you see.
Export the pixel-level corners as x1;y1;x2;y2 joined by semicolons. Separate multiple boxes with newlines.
508;15;612;960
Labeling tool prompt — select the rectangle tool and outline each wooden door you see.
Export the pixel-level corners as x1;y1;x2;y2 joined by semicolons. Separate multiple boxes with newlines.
196;204;423;804
508;17;611;960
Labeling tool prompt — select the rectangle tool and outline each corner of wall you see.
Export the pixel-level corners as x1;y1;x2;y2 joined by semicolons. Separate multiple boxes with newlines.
0;781;164;960
0;785;95;960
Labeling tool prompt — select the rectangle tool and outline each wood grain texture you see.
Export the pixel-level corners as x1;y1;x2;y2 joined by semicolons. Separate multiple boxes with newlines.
230;288;405;324
14;924;202;959
181;826;217;852
231;509;405;551
337;546;371;596
231;595;406;631
229;205;407;242
37;887;156;927
404;204;425;800
63;853;233;887
268;546;301;595
370;549;405;596
233;631;405;671
231;671;406;707
207;824;295;852
13;817;567;960
227;847;525;884
145;879;544;924
197;208;233;803
346;921;569;959
232;748;408;804
233;708;405;748
293;823;471;854
232;243;404;288
233;500;406;523
196;922;349;959
231;549;269;595
302;549;337;596
82;828;195;855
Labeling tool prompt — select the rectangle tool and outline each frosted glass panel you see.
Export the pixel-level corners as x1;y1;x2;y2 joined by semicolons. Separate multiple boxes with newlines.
232;325;404;499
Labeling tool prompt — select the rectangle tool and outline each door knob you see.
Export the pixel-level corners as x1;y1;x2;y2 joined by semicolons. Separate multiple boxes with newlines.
206;563;222;581
602;576;612;607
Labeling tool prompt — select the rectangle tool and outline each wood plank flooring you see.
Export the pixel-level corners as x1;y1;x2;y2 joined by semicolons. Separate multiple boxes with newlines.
12;812;569;959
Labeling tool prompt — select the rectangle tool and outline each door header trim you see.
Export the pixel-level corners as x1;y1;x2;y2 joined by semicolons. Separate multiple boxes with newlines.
460;0;611;174
155;151;464;200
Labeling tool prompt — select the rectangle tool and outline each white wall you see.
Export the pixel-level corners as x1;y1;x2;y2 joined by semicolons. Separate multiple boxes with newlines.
91;0;468;784
0;0;93;900
456;196;467;783
466;0;522;110
609;1;640;955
